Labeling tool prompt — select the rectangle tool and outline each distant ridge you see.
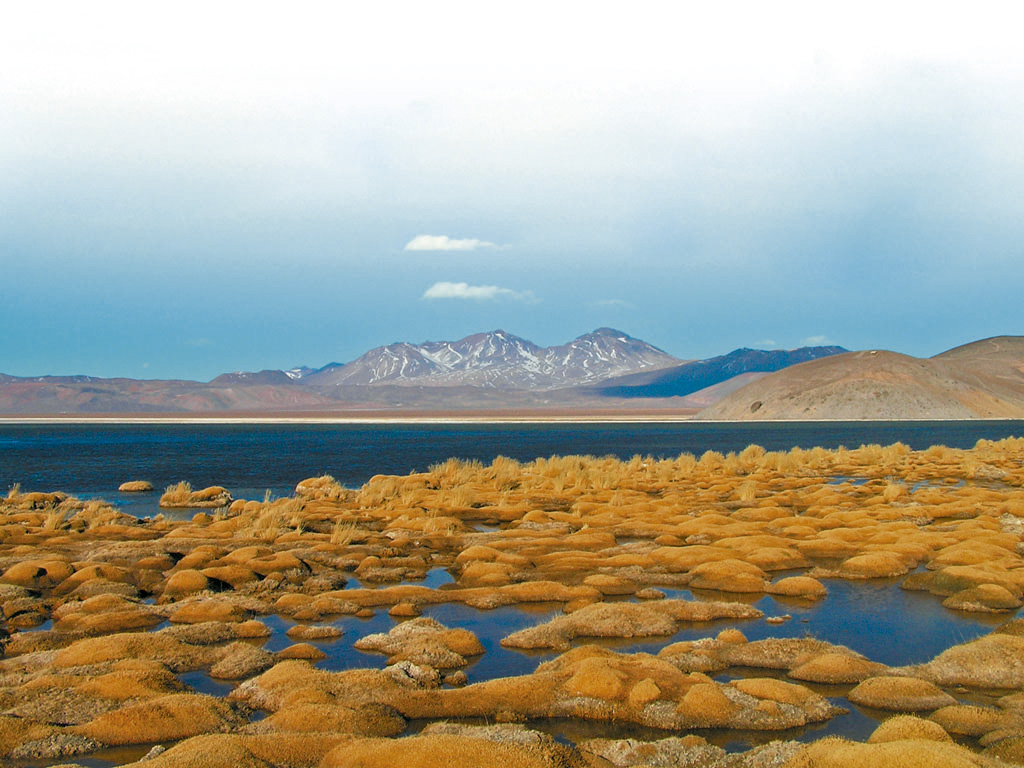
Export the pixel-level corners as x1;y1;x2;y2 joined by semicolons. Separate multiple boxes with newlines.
697;336;1024;420
5;333;1023;418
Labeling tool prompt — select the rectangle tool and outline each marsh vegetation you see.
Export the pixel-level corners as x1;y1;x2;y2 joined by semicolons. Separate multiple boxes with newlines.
0;438;1023;766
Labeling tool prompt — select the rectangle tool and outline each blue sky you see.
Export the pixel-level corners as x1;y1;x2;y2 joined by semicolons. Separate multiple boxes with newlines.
2;2;1023;380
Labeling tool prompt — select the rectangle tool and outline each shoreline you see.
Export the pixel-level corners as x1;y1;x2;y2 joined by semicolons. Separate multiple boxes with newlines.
1;413;1023;425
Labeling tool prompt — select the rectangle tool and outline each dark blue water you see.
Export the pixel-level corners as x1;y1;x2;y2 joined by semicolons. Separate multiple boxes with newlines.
2;421;1022;502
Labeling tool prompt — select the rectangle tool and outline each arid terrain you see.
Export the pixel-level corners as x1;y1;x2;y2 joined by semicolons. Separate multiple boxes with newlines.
700;337;1024;420
1;439;1024;766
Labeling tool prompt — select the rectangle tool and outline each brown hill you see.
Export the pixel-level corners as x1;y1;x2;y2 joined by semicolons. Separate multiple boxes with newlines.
696;336;1024;420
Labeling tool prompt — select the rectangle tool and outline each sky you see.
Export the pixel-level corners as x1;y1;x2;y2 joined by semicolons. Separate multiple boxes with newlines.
2;2;1023;380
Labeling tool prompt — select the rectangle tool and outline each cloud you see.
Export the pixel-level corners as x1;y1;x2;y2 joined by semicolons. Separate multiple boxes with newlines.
800;335;832;346
754;339;778;348
404;235;497;251
595;298;636;309
421;281;536;302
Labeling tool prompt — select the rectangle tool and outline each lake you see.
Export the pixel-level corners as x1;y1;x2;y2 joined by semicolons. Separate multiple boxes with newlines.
3;420;1023;509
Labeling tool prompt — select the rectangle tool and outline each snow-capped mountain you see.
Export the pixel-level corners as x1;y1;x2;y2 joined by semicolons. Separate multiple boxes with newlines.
304;328;680;390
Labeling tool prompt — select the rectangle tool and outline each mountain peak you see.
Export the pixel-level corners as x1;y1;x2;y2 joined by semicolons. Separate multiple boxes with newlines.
304;328;680;390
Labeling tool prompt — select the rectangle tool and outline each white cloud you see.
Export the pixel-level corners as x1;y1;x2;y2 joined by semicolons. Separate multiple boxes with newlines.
595;298;636;309
422;281;535;302
754;338;778;348
404;235;496;252
800;335;832;346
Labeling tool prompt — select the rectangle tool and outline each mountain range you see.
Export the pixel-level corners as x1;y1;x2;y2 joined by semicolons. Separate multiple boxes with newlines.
304;328;680;389
3;330;1022;419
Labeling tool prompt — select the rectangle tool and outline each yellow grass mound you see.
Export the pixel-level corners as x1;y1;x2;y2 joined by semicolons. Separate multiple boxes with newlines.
782;735;1004;768
868;715;953;743
354;617;483;669
118;480;153;492
74;693;243;745
789;653;888;684
318;731;587;768
929;705;1004;737
848;676;957;711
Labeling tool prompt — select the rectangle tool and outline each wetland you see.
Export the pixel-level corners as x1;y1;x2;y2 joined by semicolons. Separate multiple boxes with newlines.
1;423;1023;766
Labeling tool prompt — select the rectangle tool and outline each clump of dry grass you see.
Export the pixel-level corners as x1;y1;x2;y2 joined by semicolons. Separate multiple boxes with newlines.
847;676;957;711
118;480;153;493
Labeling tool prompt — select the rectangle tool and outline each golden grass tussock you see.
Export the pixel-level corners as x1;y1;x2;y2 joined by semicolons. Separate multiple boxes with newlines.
354;617;483;669
75;693;244;745
675;682;739;726
838;552;911;579
160;482;233;509
1;558;75;589
781;735;1002;768
731;678;815;706
117;732;353;768
868;714;953;743
118;480;153;492
294;474;348;499
942;584;1022;612
162;568;211;597
319;732;584;768
768;576;828;599
847;676;957;711
789;652;889;684
914;632;1024;689
930;705;1004;737
0;716;68;761
169;599;251;624
501;599;759;652
263;701;406;736
687;558;769;592
502;602;675;651
54;631;206;671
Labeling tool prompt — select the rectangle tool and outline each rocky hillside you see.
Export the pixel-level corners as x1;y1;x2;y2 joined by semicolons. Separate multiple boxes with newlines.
697;337;1024;420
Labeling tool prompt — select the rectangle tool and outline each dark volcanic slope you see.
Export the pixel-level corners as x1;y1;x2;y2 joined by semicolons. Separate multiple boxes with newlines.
697;336;1024;420
590;346;846;399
